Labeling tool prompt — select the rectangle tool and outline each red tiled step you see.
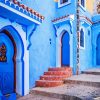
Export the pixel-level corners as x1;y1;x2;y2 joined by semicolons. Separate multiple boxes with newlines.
40;75;69;81
36;80;63;87
44;71;72;76
48;67;72;71
35;67;73;87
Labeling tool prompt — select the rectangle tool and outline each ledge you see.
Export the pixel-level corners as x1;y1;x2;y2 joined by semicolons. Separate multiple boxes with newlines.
52;14;74;25
0;0;45;25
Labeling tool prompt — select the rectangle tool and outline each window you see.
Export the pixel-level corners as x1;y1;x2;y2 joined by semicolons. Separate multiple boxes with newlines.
80;0;85;7
80;29;85;48
60;0;68;4
58;0;71;8
88;30;90;36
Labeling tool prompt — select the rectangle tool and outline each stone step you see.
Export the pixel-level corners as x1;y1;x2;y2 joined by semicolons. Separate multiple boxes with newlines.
31;84;100;100
64;74;100;87
40;75;69;81
48;67;72;71
82;68;100;75
35;67;72;87
44;71;72;76
36;80;63;87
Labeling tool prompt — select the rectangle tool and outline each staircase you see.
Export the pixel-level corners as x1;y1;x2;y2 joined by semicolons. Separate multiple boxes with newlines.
30;68;100;100
36;67;73;87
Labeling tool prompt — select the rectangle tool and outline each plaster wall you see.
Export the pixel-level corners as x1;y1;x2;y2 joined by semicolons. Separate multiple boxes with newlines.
92;22;100;67
54;0;77;74
79;24;93;71
22;0;56;88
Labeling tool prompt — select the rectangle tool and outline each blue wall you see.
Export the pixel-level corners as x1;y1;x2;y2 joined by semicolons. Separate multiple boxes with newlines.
1;0;100;92
55;0;77;74
79;24;93;71
22;0;56;88
79;9;100;71
92;15;100;67
22;0;78;88
22;0;100;89
79;4;93;71
55;0;76;17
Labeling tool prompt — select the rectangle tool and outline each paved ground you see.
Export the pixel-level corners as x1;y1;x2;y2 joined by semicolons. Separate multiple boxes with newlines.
18;84;100;100
32;84;100;100
18;94;61;100
65;74;100;83
82;68;100;75
18;68;100;100
84;68;100;72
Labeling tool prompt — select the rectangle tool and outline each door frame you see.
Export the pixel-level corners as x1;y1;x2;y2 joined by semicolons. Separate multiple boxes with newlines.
56;25;73;68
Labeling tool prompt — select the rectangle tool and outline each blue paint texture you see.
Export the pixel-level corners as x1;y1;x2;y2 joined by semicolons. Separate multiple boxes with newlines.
0;0;100;95
22;0;77;88
0;92;16;100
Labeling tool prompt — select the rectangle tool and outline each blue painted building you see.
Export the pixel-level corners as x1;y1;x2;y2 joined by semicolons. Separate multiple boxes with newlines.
0;0;100;96
79;1;100;72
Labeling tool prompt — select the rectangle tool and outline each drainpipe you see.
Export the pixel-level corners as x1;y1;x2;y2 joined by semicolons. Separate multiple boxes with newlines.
76;0;80;75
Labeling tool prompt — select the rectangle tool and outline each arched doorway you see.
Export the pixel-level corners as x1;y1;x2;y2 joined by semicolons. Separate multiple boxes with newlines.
0;32;16;95
0;25;29;96
96;34;100;65
61;31;70;66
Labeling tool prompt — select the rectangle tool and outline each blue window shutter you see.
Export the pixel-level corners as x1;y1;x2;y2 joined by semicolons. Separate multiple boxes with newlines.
60;0;68;4
81;0;85;7
80;29;84;47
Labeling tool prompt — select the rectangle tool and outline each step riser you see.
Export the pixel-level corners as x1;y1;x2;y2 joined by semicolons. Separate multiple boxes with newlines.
44;72;72;76
35;67;72;87
40;77;66;81
48;67;72;71
36;81;63;87
40;75;72;81
64;80;100;87
82;72;100;75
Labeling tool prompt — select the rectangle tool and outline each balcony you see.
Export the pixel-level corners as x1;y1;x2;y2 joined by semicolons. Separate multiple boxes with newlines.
0;0;44;25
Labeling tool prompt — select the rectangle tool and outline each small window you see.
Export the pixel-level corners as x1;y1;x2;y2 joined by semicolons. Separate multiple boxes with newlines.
80;0;85;7
80;29;85;48
58;0;71;8
88;30;90;36
60;0;68;4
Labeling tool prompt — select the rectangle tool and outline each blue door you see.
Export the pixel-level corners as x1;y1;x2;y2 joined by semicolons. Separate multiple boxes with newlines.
96;35;100;65
0;33;14;94
61;32;70;66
